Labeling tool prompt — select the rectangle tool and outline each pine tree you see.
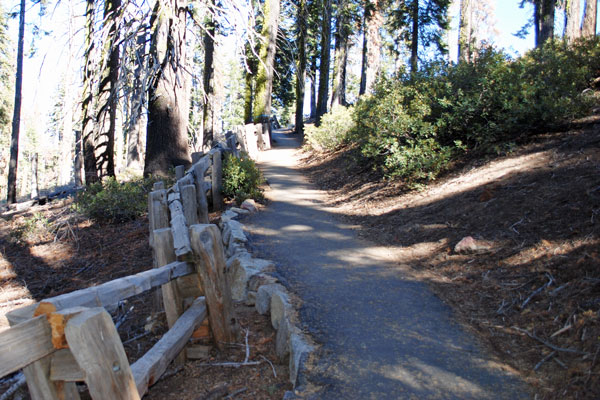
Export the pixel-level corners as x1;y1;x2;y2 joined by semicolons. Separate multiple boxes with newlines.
7;0;26;203
144;0;192;176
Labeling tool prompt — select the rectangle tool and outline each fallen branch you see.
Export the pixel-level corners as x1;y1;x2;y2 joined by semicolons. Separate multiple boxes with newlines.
260;355;277;378
521;274;553;309
512;327;589;355
534;351;556;371
0;373;26;400
224;387;247;399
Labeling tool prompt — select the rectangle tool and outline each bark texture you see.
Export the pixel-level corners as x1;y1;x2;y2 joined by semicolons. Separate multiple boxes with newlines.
582;0;597;37
316;0;332;124
144;0;192;177
295;0;307;136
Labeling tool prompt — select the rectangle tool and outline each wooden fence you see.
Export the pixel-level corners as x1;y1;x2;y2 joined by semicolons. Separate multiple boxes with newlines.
0;140;241;399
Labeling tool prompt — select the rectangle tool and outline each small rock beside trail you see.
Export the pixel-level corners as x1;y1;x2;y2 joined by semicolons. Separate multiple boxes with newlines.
241;199;258;213
454;236;494;254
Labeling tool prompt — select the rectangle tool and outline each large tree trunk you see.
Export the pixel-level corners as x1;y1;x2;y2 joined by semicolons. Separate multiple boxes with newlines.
95;0;121;179
82;0;99;185
253;0;280;122
6;0;25;203
537;0;556;47
458;0;472;62
331;0;349;106
566;0;582;43
582;0;597;36
365;0;382;93
316;0;332;125
295;0;307;137
202;9;216;150
410;0;419;73
144;0;192;177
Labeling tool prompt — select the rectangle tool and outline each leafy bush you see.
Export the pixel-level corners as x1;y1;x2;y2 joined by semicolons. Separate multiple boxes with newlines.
222;153;264;204
345;38;600;184
75;177;154;223
304;105;355;151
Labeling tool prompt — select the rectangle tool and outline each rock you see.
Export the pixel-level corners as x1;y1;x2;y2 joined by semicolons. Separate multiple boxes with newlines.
246;291;257;306
241;199;258;213
219;209;239;227
256;283;286;315
226;242;247;258
226;254;275;301
248;273;278;292
289;333;313;388
230;207;250;215
276;317;295;361
454;236;493;254
221;220;246;247
271;290;291;330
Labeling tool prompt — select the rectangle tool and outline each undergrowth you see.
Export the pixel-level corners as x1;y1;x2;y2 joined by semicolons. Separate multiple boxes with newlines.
222;153;264;205
75;177;158;223
306;38;600;186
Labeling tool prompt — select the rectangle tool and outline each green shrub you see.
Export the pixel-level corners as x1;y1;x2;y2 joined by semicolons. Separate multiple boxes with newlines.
343;38;600;184
222;153;264;204
304;105;355;151
75;177;154;223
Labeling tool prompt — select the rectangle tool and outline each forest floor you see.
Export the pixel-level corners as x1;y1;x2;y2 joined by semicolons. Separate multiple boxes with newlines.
0;200;291;399
299;116;600;399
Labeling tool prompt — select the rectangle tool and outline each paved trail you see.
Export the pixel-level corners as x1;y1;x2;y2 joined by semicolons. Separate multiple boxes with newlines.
243;130;527;399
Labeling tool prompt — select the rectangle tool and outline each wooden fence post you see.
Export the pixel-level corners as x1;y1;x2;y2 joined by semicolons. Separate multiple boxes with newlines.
189;224;237;350
192;161;210;224
65;308;140;400
175;165;185;180
148;188;169;248
180;184;199;226
211;150;223;212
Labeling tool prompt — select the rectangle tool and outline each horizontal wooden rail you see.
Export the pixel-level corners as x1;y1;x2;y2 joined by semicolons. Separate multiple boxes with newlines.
131;297;207;396
0;315;54;377
5;260;194;329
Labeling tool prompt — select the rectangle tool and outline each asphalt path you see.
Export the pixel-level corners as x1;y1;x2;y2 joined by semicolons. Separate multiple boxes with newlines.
243;129;528;399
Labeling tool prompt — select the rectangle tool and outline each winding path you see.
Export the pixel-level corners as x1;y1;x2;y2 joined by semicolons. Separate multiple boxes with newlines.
243;130;528;399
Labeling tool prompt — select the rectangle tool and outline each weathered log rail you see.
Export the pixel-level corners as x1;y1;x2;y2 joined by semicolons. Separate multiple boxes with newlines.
1;140;241;399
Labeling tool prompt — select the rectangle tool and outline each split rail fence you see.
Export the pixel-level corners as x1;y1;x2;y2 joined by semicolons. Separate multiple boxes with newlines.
0;138;244;399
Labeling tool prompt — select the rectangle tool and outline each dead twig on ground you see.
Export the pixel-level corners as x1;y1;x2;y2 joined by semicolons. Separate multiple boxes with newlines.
224;387;247;399
534;351;556;371
512;327;590;356
521;274;553;309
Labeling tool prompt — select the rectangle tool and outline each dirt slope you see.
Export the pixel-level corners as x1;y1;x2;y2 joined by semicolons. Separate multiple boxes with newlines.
300;119;600;399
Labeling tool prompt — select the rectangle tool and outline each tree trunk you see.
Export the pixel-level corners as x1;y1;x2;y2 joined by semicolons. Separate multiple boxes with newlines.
364;0;382;93
6;0;25;203
309;58;317;119
126;32;147;171
74;129;83;186
253;0;280;123
410;0;419;73
582;0;597;36
540;0;556;45
59;0;75;186
359;14;367;96
331;0;349;106
295;0;307;136
566;0;582;43
202;9;216;150
534;1;541;46
82;0;99;185
95;0;121;179
458;0;472;62
316;0;332;125
144;0;192;177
